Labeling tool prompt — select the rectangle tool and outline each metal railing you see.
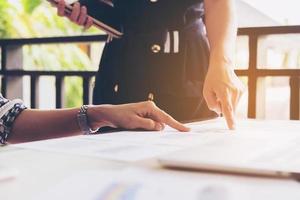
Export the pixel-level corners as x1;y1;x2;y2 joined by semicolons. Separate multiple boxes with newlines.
0;26;300;119
0;35;107;108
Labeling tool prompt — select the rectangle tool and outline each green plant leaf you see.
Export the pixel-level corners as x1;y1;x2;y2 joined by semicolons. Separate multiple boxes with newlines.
21;0;42;14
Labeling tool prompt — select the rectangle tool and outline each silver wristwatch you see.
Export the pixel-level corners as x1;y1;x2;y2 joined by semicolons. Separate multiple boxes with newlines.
77;105;98;135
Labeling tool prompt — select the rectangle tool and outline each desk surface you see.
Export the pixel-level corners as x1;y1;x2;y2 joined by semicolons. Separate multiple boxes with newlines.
1;119;300;200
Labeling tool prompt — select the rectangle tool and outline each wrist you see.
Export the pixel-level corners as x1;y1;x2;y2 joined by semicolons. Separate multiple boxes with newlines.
87;105;112;130
209;51;235;69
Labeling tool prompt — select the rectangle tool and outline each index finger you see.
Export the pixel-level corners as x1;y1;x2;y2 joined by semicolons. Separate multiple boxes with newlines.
152;108;190;132
219;95;236;130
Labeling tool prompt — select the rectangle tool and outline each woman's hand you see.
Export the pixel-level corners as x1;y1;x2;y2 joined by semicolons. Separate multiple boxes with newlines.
203;61;245;130
88;101;190;132
56;0;93;29
203;0;244;129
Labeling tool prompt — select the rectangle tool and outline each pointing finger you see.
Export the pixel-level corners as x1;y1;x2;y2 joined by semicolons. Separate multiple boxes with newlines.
151;108;190;132
219;94;236;130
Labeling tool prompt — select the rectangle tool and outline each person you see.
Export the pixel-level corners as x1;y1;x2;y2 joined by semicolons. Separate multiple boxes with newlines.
0;94;189;145
56;0;245;130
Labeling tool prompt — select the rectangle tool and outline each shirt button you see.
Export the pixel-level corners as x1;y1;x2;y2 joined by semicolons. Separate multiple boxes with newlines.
151;44;161;53
150;0;158;2
114;84;119;93
148;93;154;101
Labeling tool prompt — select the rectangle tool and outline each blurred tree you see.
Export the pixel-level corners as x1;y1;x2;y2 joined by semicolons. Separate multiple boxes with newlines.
0;0;101;108
0;0;13;37
21;0;42;13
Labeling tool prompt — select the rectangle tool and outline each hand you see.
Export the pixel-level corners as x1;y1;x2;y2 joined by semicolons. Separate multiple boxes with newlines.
56;0;93;29
203;61;245;130
88;101;190;132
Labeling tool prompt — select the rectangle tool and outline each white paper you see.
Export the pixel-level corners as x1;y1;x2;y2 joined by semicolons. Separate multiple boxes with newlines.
32;168;300;200
14;135;182;162
0;166;19;182
159;119;300;173
14;119;300;163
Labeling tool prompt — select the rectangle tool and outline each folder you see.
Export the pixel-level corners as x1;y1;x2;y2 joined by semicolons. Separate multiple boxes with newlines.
47;0;123;38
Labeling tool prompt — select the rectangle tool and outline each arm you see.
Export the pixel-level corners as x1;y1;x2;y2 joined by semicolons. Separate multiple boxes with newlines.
203;0;245;129
8;101;189;144
9;108;82;143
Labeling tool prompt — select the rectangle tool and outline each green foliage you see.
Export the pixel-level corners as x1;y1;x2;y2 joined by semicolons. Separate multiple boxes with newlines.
65;77;83;108
21;0;42;14
0;0;101;108
0;0;13;37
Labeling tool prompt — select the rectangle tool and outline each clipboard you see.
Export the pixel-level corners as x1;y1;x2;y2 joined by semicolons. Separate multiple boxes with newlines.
47;0;123;38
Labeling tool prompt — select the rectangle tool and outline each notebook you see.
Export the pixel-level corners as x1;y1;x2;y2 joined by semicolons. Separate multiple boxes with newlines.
47;0;123;38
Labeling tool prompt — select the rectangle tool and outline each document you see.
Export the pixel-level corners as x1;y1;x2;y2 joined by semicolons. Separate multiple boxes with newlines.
14;119;222;162
14;119;300;164
14;135;182;162
32;168;300;200
159;120;300;179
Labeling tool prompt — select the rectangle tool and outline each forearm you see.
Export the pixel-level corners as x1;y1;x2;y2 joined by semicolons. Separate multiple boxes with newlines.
9;109;82;144
204;0;237;66
6;102;190;144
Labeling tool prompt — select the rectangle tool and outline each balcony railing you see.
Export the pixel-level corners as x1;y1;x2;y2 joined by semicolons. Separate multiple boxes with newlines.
236;26;300;119
0;35;107;108
1;26;300;119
